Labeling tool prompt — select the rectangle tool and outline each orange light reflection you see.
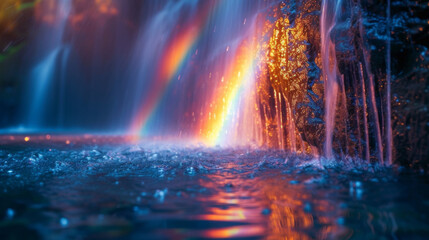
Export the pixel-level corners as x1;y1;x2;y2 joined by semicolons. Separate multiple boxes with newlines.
197;16;267;147
203;225;265;239
194;163;344;239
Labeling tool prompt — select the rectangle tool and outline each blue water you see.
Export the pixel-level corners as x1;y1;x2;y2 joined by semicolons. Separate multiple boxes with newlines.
0;136;428;239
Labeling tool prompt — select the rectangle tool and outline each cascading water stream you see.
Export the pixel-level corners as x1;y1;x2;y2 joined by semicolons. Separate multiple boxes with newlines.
57;46;71;127
24;0;71;129
321;0;341;159
319;0;391;163
386;0;392;165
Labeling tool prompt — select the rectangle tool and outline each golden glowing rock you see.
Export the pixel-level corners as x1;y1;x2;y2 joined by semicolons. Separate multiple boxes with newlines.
256;1;324;152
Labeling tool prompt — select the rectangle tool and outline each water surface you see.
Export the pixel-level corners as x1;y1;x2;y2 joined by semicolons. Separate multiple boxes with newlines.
0;135;428;239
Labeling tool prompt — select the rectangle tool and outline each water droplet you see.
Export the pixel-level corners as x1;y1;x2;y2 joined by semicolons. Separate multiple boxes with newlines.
261;208;271;215
355;181;362;188
186;166;195;175
6;208;14;219
154;188;168;202
90;150;101;156
304;203;312;212
60;217;68;227
356;188;363;200
337;217;345;225
289;180;299;184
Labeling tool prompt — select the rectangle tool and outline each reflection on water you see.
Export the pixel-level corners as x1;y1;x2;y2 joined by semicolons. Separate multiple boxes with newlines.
196;163;265;238
0;136;429;239
196;162;347;239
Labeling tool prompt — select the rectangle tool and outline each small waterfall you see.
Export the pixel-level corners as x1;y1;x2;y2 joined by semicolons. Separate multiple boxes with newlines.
28;48;61;127
24;0;71;129
385;0;392;165
321;0;341;159
57;46;71;127
319;0;393;164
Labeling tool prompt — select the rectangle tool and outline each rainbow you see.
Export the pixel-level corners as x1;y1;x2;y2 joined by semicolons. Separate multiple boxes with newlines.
130;2;266;146
198;39;262;146
129;3;215;138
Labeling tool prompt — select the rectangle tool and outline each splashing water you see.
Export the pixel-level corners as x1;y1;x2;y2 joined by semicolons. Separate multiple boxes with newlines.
1;136;427;239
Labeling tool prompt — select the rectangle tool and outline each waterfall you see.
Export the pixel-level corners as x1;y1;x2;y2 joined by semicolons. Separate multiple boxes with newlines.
28;48;61;127
319;0;392;164
321;0;341;159
0;0;401;163
24;0;71;129
386;0;393;165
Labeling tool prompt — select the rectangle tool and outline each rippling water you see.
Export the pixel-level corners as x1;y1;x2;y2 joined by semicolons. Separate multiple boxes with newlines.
0;135;428;239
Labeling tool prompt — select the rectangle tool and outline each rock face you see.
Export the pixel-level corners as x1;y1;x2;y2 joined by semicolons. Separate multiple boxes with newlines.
377;0;429;168
341;0;429;168
257;0;324;153
260;0;428;167
328;0;428;168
